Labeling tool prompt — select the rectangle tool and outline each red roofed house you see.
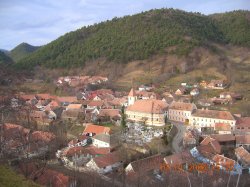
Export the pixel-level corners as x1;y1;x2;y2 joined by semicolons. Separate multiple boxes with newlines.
236;135;250;150
56;96;77;106
86;151;123;174
168;101;197;124
235;146;250;167
210;134;236;146
212;154;236;171
214;123;232;134
61;104;84;122
83;124;110;136
200;136;221;154
190;109;236;132
98;109;121;123
235;117;250;135
125;154;164;175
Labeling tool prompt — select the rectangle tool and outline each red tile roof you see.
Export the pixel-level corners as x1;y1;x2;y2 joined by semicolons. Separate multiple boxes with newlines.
56;96;77;103
169;101;196;111
83;124;110;135
212;154;235;169
210;134;235;142
200;136;221;154
236;135;250;144
164;151;193;166
64;146;110;157
127;154;164;174
66;104;82;110
126;99;168;114
99;109;121;118
192;109;235;121
236;117;250;128
93;151;122;168
235;146;250;165
87;100;104;107
128;88;136;97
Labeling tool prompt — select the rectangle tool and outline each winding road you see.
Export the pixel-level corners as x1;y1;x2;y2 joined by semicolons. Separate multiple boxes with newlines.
171;122;187;153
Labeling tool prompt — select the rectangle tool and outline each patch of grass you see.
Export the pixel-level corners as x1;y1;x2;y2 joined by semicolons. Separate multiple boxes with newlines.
0;165;40;187
98;122;114;127
67;124;85;137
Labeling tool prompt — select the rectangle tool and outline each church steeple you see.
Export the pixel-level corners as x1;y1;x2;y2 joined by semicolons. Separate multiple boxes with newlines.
128;88;137;106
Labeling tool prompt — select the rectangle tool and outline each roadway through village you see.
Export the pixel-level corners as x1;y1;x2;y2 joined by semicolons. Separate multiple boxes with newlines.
171;122;187;153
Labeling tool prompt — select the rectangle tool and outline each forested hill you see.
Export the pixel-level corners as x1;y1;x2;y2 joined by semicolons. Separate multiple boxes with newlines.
0;51;13;64
15;9;250;70
10;42;40;62
211;10;250;47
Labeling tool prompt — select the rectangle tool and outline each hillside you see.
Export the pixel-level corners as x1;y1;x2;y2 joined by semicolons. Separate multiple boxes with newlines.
10;42;40;62
0;51;13;64
0;165;40;187
14;8;244;69
211;10;250;47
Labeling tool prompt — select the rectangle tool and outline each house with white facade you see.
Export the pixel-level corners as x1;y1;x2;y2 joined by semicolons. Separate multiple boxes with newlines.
190;109;236;131
92;134;110;148
167;101;197;124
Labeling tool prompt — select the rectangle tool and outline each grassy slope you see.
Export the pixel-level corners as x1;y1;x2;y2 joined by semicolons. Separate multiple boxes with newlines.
0;165;40;187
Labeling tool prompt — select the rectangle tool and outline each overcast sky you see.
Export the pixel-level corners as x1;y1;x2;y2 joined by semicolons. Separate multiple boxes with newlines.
0;0;249;50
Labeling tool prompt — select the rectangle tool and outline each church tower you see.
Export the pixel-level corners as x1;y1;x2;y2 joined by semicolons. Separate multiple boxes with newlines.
128;88;137;106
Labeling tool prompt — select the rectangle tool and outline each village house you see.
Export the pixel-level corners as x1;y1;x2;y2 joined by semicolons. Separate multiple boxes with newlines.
175;87;188;96
97;109;121;123
190;88;199;96
61;104;84;122
214;123;232;134
210;134;236;146
212;154;237;172
125;154;164;179
126;99;168;126
235;117;250;135
183;131;197;147
68;134;89;148
56;96;77;106
136;90;157;100
235;146;250;167
86;100;105;110
92;134;110;148
236;135;250;150
107;98;126;109
30;110;54;126
168;101;197;124
200;80;208;88
219;92;242;101
163;150;195;168
86;151;123;174
190;109;236;132
138;85;154;91
207;79;227;89
127;88;157;106
200;136;222;154
83;123;111;136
